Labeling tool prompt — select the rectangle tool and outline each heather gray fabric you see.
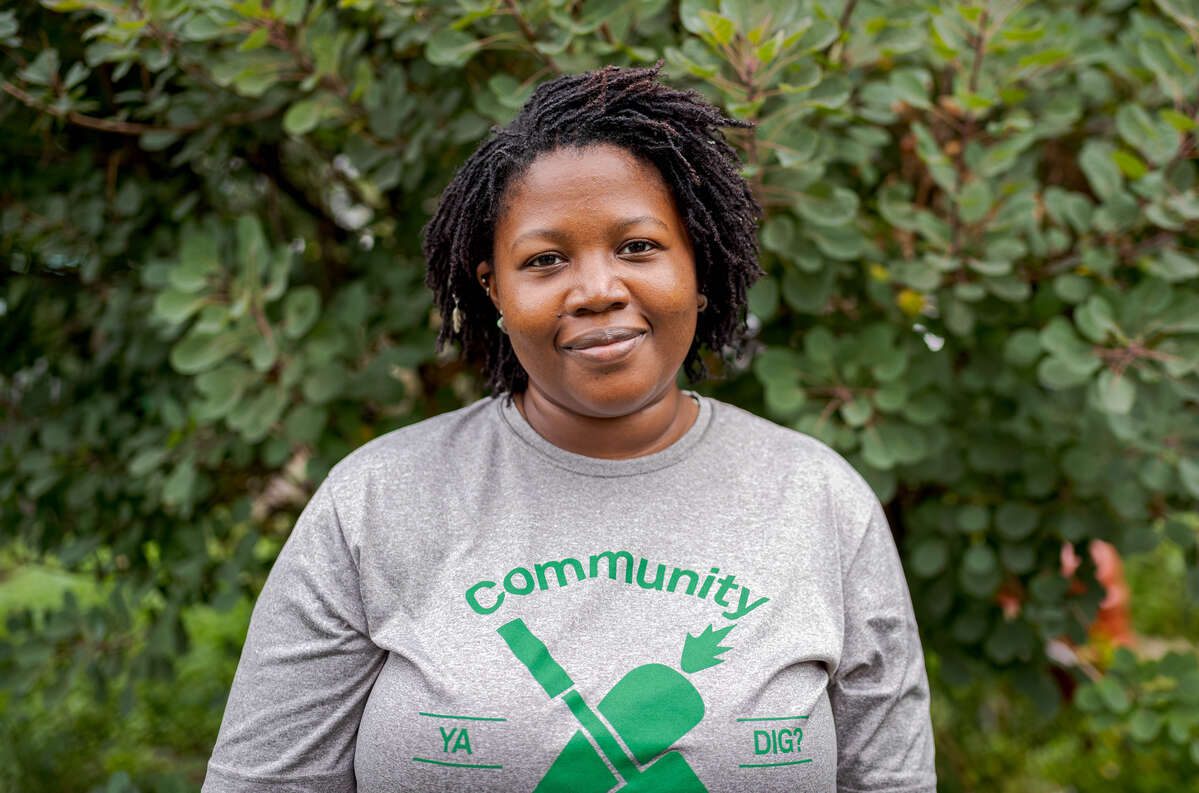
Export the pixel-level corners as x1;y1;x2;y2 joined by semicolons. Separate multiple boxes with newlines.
203;393;935;793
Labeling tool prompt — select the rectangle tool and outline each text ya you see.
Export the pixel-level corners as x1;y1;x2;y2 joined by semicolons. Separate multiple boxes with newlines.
440;726;473;755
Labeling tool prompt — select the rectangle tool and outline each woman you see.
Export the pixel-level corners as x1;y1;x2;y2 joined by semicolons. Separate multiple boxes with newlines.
202;64;936;793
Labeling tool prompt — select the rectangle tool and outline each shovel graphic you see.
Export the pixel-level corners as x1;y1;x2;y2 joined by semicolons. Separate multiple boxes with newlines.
497;618;708;793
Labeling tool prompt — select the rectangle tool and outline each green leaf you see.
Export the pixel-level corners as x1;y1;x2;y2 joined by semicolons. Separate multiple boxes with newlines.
861;426;895;470
956;179;993;223
1128;709;1163;743
128;447;169;477
1000;544;1037;575
1096;369;1135;415
1004;329;1042;366
425;28;480;67
681;623;735;673
302;363;347;403
173;228;221;292
764;381;806;416
1160;108;1197;133
239;26;270;51
0;9;17;39
804;326;836;363
1095;676;1130;713
794;182;860;227
755;31;783;63
840;398;873;427
1179;459;1199;499
153;289;207;324
803;74;852;109
1075;295;1117;343
963;545;997;576
760;215;797;253
1037;357;1091;389
1052;273;1092;304
1146;249;1199;282
699;10;736;44
228;384;288;443
752;347;800;385
139;130;180;151
195;363;253;419
283;98;323;135
1111;149;1148;179
1116;103;1180;166
1079;142;1122;200
169;329;241;374
746;276;778;320
1039;318;1099;374
781;266;834;312
20;49;59;86
162;458;197;507
284;403;327;445
911;539;949;578
996;503;1038;541
778;59;821;93
890;68;931;109
957;505;989;533
283;287;321;339
790;18;838;53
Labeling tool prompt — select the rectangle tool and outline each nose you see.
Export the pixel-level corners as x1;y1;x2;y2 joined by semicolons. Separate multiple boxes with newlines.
562;251;630;315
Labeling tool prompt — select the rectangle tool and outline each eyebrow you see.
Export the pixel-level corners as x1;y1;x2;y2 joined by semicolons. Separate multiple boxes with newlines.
509;215;670;254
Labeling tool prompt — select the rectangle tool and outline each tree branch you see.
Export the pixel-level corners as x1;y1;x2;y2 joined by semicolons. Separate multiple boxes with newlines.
502;0;562;74
824;0;859;65
2;80;279;136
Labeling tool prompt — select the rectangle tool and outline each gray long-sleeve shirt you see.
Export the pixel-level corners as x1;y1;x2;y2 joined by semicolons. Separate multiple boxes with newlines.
203;393;936;793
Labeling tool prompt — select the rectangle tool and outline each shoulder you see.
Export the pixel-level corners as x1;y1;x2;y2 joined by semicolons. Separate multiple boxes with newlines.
708;399;870;485
706;397;880;523
324;396;501;490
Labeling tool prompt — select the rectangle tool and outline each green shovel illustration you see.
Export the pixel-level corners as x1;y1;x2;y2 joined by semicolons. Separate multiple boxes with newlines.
497;618;708;793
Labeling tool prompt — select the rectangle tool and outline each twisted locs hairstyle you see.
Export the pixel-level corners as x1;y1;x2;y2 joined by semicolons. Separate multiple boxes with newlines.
422;62;763;394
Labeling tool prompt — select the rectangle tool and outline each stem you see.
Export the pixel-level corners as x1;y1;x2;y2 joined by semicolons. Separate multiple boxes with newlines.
502;0;562;74
968;7;989;96
825;0;859;64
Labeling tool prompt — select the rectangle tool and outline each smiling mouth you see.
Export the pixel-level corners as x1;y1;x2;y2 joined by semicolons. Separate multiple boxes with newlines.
561;328;647;363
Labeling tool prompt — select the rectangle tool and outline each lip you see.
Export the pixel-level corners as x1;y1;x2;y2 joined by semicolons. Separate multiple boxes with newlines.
561;326;647;350
560;326;647;363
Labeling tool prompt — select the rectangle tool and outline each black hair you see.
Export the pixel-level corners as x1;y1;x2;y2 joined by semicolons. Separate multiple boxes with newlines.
422;62;763;394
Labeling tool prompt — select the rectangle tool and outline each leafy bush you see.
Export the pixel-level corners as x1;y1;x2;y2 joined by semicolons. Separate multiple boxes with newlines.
2;0;1197;786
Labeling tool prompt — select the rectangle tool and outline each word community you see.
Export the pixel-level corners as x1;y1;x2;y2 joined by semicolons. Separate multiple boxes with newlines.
464;550;770;619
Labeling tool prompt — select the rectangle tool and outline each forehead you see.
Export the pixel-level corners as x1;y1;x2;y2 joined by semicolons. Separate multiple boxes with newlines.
495;144;679;236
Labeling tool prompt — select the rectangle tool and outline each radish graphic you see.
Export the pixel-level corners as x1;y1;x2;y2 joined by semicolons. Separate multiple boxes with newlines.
498;618;709;793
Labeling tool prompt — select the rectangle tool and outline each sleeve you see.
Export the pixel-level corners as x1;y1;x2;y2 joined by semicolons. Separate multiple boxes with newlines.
830;486;937;793
202;478;387;793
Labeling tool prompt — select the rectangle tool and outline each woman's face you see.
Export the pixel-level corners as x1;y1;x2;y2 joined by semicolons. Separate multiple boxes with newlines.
478;143;701;419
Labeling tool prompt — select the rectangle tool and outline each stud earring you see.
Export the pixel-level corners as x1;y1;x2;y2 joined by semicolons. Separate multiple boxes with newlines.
497;313;507;333
697;294;709;312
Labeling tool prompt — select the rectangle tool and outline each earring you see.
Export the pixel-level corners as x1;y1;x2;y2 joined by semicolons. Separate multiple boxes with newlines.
697;293;709;312
451;293;463;333
497;313;507;334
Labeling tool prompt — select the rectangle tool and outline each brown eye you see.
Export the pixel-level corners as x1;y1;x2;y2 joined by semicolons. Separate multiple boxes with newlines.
620;240;657;255
526;252;564;268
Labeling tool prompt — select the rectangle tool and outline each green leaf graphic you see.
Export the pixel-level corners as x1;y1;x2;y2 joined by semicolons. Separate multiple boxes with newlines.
681;624;735;674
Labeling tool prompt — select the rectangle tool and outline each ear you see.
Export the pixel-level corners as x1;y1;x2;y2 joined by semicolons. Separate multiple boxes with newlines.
475;261;498;307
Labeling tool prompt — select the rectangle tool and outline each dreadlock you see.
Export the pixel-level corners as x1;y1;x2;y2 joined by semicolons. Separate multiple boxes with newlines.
422;62;763;394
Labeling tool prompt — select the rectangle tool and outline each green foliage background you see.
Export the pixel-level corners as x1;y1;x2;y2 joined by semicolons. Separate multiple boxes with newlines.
1;0;1198;790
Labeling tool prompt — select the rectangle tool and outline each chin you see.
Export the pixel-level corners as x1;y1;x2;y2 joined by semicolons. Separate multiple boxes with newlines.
559;375;674;419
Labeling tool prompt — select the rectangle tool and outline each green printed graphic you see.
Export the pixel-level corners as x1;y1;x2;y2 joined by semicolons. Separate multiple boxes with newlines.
497;619;574;698
736;715;811;769
680;624;735;674
499;618;710;793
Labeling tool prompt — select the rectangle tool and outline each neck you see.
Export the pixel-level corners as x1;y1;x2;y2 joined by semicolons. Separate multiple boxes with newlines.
515;386;699;459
